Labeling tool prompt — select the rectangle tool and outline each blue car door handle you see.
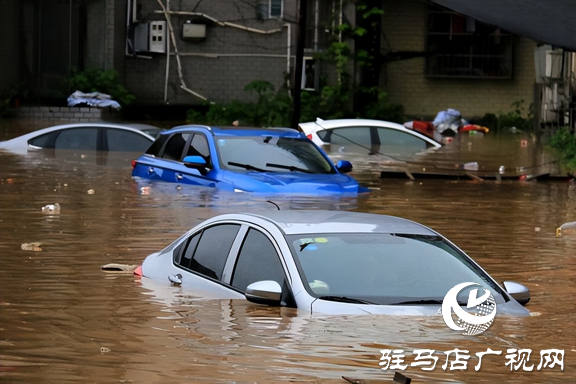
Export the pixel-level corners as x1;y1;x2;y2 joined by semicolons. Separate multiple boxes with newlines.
147;167;154;174
176;173;183;180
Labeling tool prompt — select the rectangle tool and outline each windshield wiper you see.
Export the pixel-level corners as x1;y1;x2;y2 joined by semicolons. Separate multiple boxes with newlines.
318;296;375;304
390;299;467;305
228;161;268;172
266;163;312;173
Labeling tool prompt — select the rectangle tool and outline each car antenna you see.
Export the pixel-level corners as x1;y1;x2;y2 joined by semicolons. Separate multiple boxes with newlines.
266;200;280;210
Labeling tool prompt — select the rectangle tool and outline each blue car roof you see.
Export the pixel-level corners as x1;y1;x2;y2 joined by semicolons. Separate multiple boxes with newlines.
162;125;305;138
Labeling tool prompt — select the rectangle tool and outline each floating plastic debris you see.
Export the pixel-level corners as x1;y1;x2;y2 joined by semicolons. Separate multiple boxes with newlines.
41;203;61;214
101;263;138;273
21;242;42;252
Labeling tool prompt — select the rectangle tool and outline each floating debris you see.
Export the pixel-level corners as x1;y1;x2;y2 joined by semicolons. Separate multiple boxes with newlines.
100;347;111;353
21;242;42;252
101;263;138;273
41;203;61;214
87;189;95;194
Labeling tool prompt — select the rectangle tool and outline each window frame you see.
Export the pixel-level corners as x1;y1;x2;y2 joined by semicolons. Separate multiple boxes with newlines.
172;221;292;294
425;4;514;79
174;222;243;282
229;226;288;292
103;127;153;152
257;0;283;19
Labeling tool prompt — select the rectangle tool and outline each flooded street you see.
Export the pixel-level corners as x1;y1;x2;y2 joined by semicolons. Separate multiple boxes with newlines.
0;121;575;383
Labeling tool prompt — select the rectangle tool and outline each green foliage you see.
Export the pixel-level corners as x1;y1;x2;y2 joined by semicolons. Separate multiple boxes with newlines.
474;100;534;133
547;128;576;173
0;100;10;117
496;100;533;132
1;82;32;116
361;88;405;123
300;83;352;122
186;80;292;127
357;4;384;18
66;68;136;107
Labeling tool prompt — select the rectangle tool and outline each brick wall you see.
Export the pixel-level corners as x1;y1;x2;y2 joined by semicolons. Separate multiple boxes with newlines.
9;106;116;123
381;0;537;119
123;0;298;105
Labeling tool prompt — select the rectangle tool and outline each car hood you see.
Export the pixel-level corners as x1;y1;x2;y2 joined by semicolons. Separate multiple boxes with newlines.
223;171;365;194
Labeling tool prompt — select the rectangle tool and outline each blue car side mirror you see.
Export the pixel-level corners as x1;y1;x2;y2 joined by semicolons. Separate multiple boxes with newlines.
336;160;353;174
183;155;208;175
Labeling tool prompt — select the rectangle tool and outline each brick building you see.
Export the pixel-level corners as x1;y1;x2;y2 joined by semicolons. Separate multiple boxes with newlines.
1;0;573;127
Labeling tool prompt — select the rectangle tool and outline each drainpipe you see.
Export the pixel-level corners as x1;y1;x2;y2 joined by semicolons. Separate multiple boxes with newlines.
164;0;170;103
314;0;318;52
285;23;291;90
338;0;343;85
69;0;73;77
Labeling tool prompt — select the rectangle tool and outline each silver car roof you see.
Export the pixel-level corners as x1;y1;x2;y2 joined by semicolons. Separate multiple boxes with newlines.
239;210;436;236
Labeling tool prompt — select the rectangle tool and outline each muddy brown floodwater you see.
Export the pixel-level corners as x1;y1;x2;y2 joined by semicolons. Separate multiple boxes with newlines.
0;121;575;383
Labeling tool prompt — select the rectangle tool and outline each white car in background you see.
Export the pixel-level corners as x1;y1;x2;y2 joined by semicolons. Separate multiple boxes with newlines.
0;122;161;155
299;118;442;160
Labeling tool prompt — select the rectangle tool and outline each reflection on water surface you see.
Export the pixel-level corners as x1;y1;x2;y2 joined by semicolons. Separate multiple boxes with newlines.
0;122;574;382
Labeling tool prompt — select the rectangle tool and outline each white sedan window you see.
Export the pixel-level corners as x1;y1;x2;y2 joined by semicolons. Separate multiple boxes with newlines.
54;128;99;150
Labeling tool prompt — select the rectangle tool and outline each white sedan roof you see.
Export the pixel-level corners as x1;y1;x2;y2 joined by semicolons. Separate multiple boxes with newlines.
0;122;160;152
226;210;436;236
299;118;442;148
300;118;408;131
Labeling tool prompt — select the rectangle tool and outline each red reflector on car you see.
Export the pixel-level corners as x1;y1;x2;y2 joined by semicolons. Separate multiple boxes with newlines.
134;265;143;277
307;134;312;140
131;160;137;169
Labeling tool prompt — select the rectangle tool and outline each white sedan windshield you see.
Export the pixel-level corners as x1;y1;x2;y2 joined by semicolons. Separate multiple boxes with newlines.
288;233;503;305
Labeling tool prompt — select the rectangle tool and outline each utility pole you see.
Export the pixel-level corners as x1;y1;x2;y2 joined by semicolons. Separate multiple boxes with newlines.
290;0;308;130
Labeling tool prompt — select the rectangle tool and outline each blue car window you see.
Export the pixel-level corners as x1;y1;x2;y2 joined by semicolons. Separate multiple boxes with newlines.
190;224;241;280
186;134;211;162
106;128;152;152
146;135;169;155
162;133;190;160
218;137;334;174
230;228;285;292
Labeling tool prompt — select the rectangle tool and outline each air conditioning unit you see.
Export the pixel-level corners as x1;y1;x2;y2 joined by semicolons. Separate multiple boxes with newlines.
534;45;563;83
134;21;166;53
181;22;206;42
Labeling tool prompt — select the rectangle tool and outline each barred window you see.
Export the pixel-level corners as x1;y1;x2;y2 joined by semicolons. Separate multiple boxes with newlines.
256;0;283;19
426;3;514;79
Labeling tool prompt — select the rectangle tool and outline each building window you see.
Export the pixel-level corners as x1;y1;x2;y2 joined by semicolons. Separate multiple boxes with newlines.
257;0;283;19
426;4;514;79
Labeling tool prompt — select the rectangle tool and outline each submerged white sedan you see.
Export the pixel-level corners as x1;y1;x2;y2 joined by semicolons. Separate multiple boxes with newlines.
299;118;442;159
0;122;160;155
135;210;530;316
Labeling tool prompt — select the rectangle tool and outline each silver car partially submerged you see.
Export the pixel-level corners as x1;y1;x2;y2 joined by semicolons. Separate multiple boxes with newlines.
135;210;530;316
0;122;160;155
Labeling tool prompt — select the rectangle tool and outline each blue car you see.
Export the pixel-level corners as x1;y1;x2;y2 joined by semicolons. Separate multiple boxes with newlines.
131;125;366;194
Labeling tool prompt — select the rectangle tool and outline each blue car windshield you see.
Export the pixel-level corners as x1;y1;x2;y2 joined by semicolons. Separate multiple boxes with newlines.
287;233;505;305
216;136;335;174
